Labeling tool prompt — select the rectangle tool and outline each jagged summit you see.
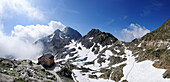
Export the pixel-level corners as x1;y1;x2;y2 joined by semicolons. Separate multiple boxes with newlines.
79;29;118;48
86;29;102;37
85;29;116;38
63;27;82;40
54;29;62;34
37;27;82;54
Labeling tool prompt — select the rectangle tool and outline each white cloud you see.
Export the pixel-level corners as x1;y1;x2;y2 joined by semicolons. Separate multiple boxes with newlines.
0;0;44;21
0;20;66;60
0;0;66;60
12;21;66;42
0;32;43;60
121;23;150;42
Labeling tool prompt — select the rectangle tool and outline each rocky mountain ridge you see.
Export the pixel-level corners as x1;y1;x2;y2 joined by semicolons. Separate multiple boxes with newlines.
0;18;170;82
53;18;169;82
36;27;82;54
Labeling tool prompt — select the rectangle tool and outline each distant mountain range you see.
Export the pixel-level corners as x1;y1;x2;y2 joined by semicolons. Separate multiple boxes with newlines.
0;18;170;82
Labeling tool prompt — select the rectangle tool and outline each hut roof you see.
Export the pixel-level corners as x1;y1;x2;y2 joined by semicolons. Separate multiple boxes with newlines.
43;53;54;60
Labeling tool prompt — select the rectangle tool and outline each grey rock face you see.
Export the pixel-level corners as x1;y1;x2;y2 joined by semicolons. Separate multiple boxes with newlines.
0;73;14;82
79;29;118;48
37;28;119;59
36;27;82;56
63;27;82;40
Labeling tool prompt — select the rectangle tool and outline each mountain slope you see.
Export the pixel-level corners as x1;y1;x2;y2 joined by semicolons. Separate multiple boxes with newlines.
17;18;169;82
63;27;82;40
141;18;170;41
56;29;127;81
128;18;170;79
57;19;170;82
36;27;82;56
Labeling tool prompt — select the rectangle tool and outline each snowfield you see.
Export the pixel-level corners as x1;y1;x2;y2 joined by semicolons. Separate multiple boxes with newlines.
121;49;170;82
60;41;170;82
125;60;170;82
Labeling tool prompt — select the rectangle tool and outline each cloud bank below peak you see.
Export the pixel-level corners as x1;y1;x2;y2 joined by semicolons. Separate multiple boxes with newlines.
0;20;66;60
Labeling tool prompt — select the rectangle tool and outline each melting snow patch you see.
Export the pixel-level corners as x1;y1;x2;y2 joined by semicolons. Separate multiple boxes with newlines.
137;43;141;47
89;37;94;40
121;49;170;82
123;60;170;82
114;47;120;53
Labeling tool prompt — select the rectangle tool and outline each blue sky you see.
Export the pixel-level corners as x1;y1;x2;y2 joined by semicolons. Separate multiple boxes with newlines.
0;0;170;41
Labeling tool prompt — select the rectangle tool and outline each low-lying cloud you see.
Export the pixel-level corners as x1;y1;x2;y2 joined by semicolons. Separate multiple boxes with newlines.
0;21;66;60
0;32;43;60
121;23;150;42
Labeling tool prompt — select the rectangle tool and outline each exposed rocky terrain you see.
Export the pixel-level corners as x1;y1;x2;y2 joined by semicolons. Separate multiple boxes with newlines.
127;18;170;79
0;58;74;82
53;18;169;82
36;27;82;59
0;18;170;82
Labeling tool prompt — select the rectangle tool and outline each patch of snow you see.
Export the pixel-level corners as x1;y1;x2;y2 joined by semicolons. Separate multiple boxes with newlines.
137;43;141;47
50;33;55;39
109;69;114;81
104;50;113;59
89;37;93;40
59;33;63;39
125;60;170;82
114;47;120;53
10;68;13;71
120;49;135;81
111;61;126;68
55;54;78;62
48;33;55;42
84;59;101;70
95;72;104;77
101;59;110;68
32;60;38;63
53;66;61;72
65;40;76;49
72;73;78;82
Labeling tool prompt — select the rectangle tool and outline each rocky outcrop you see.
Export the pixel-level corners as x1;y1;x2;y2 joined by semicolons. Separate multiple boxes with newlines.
63;27;82;40
127;18;170;79
0;73;14;82
57;68;73;79
0;58;58;82
79;29;118;48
